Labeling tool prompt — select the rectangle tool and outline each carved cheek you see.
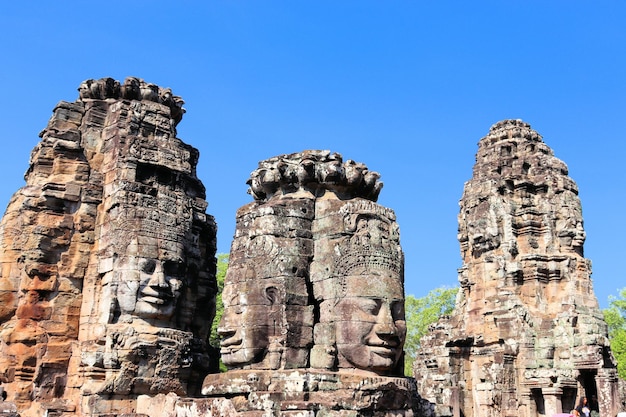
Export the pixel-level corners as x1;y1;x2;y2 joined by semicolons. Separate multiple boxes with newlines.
337;320;373;345
168;277;182;293
395;320;407;343
118;278;140;313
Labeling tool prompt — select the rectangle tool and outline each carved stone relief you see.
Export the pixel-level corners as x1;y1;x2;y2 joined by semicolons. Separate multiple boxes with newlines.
0;78;217;417
413;120;620;417
201;150;416;415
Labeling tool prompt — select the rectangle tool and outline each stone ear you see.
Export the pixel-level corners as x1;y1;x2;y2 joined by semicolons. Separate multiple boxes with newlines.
265;286;279;304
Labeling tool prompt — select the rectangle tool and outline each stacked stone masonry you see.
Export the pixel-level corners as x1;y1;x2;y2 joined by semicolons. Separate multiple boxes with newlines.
201;149;416;415
0;79;623;417
412;120;621;417
0;77;218;417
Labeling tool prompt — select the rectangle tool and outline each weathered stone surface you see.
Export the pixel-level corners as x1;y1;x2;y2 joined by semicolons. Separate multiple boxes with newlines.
198;150;416;415
216;151;406;377
9;82;623;417
187;369;417;416
413;120;621;417
1;82;416;416
0;77;217;416
245;150;382;202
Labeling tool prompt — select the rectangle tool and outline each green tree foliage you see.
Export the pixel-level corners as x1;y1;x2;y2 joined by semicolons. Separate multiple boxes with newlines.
209;254;228;350
403;287;458;376
604;287;626;379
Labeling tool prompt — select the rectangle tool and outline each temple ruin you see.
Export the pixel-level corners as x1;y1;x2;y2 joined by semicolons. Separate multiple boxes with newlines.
195;150;416;415
0;79;623;416
412;120;620;417
0;78;218;416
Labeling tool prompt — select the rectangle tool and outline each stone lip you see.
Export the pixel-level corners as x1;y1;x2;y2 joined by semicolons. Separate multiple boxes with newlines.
246;150;383;202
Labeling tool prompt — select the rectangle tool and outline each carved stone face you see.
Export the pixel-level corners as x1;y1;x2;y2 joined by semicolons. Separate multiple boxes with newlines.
335;271;406;373
116;256;185;322
134;258;185;320
558;219;586;253
218;281;282;367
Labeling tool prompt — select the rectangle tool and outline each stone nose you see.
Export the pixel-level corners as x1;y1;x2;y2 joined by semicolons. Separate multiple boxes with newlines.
217;314;238;339
147;263;168;288
217;325;234;337
375;303;398;336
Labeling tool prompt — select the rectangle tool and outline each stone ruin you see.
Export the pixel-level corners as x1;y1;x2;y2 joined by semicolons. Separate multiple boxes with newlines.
0;77;218;416
412;120;621;417
0;79;623;417
195;150;416;415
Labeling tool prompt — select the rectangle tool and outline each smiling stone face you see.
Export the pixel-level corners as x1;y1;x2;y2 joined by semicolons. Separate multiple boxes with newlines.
134;258;185;319
216;194;315;371
218;282;281;367
114;255;186;322
334;272;406;373
88;120;217;400
62;78;219;411
309;197;406;375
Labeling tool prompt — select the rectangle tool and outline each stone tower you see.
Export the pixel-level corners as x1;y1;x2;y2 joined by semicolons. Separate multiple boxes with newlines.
0;77;218;417
194;150;418;416
413;120;619;417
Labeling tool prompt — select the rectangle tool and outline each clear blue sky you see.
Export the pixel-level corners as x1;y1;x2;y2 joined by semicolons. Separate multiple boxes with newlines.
1;2;624;308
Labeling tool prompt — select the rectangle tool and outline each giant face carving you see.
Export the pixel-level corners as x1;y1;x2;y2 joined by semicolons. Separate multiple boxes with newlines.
105;159;200;326
334;270;406;373
218;279;282;368
110;228;193;328
330;205;406;375
115;254;186;322
91;170;215;396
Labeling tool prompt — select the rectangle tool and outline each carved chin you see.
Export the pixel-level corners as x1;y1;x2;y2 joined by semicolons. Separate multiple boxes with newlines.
221;347;265;366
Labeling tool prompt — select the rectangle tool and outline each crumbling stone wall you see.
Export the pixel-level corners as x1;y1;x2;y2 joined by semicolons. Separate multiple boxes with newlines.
0;77;218;417
413;120;620;417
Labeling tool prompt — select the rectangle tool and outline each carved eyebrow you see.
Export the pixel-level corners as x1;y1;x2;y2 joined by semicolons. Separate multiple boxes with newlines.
352;298;382;313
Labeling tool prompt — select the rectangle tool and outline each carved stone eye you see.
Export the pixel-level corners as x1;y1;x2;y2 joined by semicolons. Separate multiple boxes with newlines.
265;287;279;304
164;260;186;276
355;298;381;315
140;259;156;274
